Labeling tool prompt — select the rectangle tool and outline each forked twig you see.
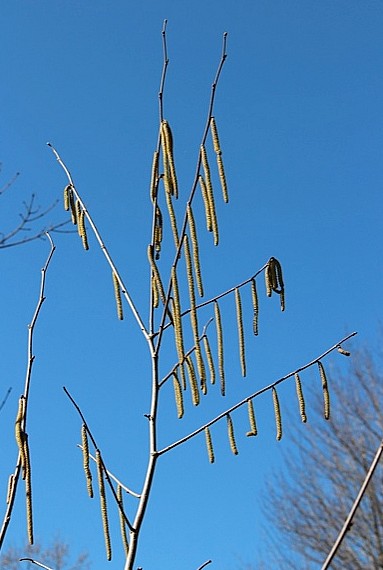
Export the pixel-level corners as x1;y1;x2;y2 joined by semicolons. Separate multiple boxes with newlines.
157;332;357;455
0;234;56;549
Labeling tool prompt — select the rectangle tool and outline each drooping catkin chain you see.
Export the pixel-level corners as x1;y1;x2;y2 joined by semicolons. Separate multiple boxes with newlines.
150;150;159;203
204;427;215;464
171;267;185;366
161;120;178;198
318;361;330;420
272;387;282;441
210;117;229;203
112;272;124;321
15;396;27;478
203;335;216;385
172;373;184;419
294;373;307;423
214;300;225;396
251;278;259;336
23;434;33;545
235;287;246;377
227;414;239;455
184;235;206;387
165;190;179;249
246;399;258;437
187;205;204;297
200;146;219;245
265;258;285;311
81;424;93;498
117;484;129;557
185;355;200;406
96;450;112;561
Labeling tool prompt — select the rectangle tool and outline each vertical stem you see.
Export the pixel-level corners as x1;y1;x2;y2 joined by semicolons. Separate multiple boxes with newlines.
124;342;159;570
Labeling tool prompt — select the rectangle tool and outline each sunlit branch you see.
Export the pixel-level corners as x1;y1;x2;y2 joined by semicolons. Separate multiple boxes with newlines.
47;143;149;341
0;234;56;549
156;332;357;456
196;560;212;570
63;387;135;532
20;559;53;570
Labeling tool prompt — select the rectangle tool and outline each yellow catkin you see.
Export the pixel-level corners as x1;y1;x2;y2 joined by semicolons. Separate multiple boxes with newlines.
15;397;26;478
171;268;185;365
184;236;206;386
147;245;166;305
265;265;272;297
165;190;179;249
154;206;163;259
318;361;330;420
214;300;225;396
210;117;221;154
272;387;282;441
150;150;159;203
23;434;33;545
337;346;351;357
187;206;204;297
76;200;82;236
251;278;259;336
81;424;93;498
161;120;178;198
216;153;229;204
227;414;239;455
160;123;173;196
185;356;200;406
199;175;212;233
172;373;184;419
79;210;89;251
152;275;159;309
6;474;14;504
268;258;278;291
273;258;285;311
204;427;215;464
117;484;129;557
112;272;124;321
69;190;77;225
235;288;246;377
203;335;216;385
63;185;71;211
279;289;285;312
246;399;258;437
294;373;307;423
200;146;219;245
96;450;112;561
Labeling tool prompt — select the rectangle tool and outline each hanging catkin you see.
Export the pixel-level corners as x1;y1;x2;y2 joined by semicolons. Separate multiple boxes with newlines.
185;356;200;406
78;210;89;251
203;335;216;385
214;300;225;396
81;424;93;498
96;450;112;561
117;484;129;556
227;414;239;455
63;185;71;211
23;434;33;545
152;275;159;309
184;235;206;385
200;146;219;245
165;191;179;249
246;399;258;437
235;287;246;377
199;175;212;233
154;206;163;259
69;190;77;225
147;245;166;305
6;475;14;505
318;361;330;420
150;150;159;203
210;117;229;203
172;373;184;419
204;427;215;464
76;200;82;235
161;120;178;198
294;373;307;423
251;278;259;336
112;272;124;320
272;387;282;441
187;205;204;297
171;267;185;366
337;346;351;357
15;397;26;478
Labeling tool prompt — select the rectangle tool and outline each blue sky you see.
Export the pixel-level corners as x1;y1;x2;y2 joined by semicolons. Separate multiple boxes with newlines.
1;1;382;569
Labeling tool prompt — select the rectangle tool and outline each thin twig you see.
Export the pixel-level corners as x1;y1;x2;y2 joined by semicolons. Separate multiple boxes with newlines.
20;559;54;570
0;170;20;195
157;332;357;455
0;387;12;413
321;437;383;570
196;560;212;570
0;234;56;549
63;387;135;532
47;143;149;341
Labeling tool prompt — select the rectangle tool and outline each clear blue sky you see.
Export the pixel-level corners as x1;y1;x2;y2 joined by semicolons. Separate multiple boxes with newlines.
1;1;382;569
